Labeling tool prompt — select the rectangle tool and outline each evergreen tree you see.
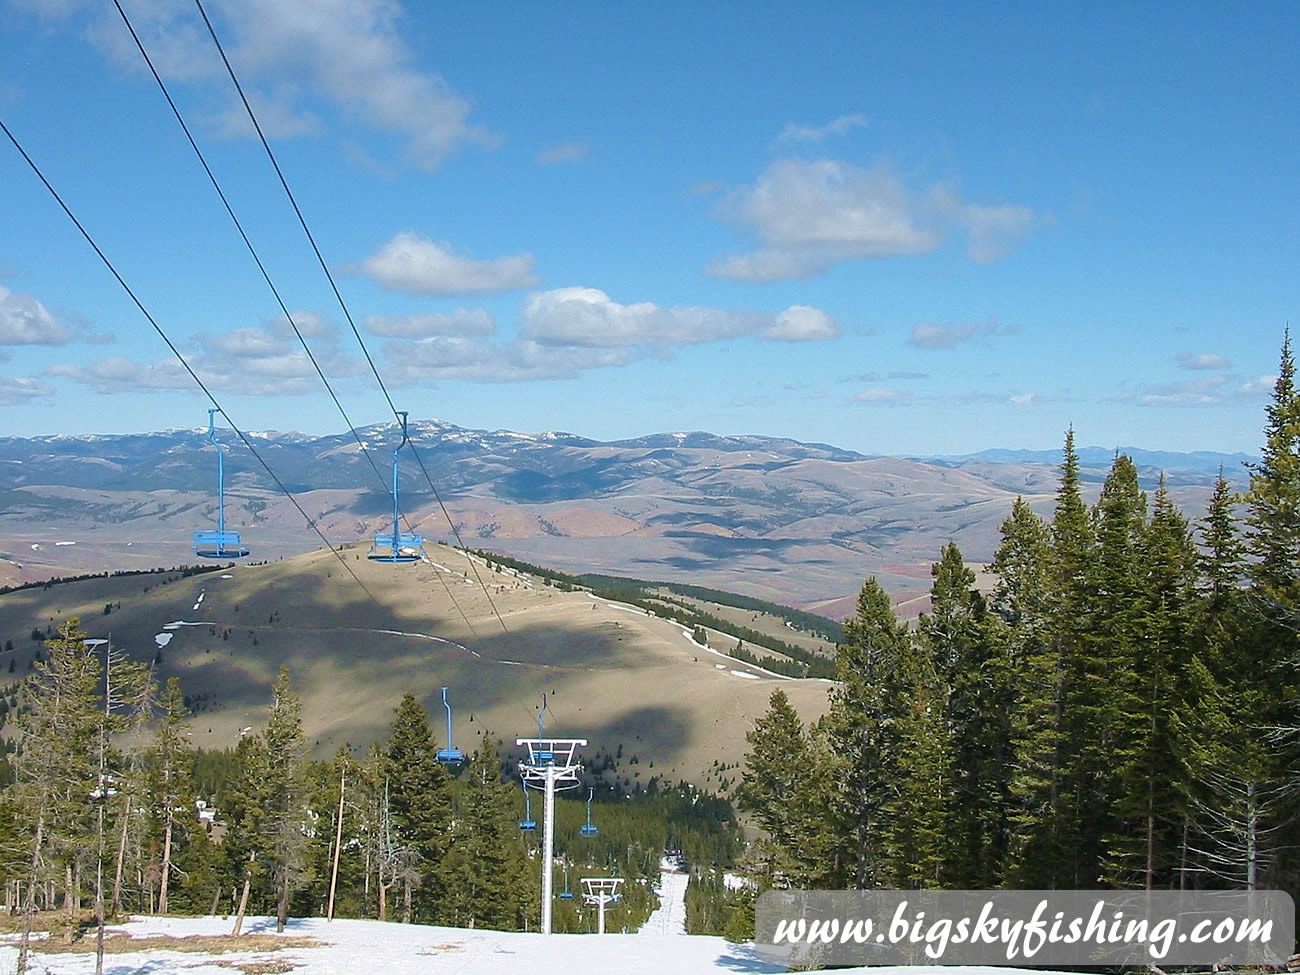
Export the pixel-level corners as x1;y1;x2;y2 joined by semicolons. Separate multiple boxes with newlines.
820;578;909;888
150;678;193;916
438;731;530;929
264;666;307;933
385;694;451;921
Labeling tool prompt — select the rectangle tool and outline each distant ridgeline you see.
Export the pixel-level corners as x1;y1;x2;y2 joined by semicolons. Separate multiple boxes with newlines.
0;562;230;597
466;548;839;679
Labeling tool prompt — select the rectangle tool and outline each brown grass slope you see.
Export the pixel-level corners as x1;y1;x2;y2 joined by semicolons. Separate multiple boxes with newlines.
0;547;830;791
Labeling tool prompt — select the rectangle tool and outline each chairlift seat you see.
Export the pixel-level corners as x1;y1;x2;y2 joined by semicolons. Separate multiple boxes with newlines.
193;529;249;560
519;819;537;831
368;531;423;563
435;748;464;764
580;824;599;838
557;891;575;900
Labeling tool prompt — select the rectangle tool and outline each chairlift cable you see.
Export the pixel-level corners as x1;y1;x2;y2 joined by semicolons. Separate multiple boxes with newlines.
116;0;480;636
194;0;513;639
0;116;381;609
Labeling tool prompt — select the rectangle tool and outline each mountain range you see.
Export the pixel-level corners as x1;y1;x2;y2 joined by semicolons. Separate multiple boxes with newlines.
0;420;1255;615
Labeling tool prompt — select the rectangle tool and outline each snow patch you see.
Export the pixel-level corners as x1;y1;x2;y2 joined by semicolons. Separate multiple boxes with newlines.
154;633;172;648
730;670;760;680
221;574;233;579
192;591;206;611
82;639;107;648
55;540;75;546
163;621;208;629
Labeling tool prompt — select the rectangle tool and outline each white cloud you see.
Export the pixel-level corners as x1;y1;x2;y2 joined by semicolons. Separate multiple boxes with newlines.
380;336;628;384
777;113;867;143
908;321;1005;350
364;309;495;338
706;159;1036;282
1175;350;1232;370
1240;375;1277;395
854;387;913;406
536;141;590;165
0;375;56;405
352;233;539;296
48;355;191;392
49;314;365;395
1009;392;1038;406
521;287;840;348
0;285;74;345
45;0;494;168
760;306;841;342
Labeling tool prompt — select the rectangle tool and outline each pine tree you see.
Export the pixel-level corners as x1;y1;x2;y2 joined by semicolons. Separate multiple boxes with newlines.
151;678;193;916
1104;477;1195;887
438;731;529;929
923;546;1014;888
13;619;99;970
385;694;451;922
264;666;307;933
820;578;909;888
1073;453;1147;884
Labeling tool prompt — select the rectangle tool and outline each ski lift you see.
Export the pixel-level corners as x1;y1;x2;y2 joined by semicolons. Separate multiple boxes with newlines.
368;411;423;563
580;786;598;838
435;686;464;764
193;408;249;559
557;867;575;901
519;782;537;832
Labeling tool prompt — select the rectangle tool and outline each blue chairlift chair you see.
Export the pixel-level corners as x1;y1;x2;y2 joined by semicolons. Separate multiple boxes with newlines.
519;783;537;832
435;686;464;764
368;411;423;563
193;408;249;559
580;787;599;838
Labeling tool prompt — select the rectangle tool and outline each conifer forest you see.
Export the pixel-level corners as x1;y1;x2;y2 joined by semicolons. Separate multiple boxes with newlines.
738;336;1300;899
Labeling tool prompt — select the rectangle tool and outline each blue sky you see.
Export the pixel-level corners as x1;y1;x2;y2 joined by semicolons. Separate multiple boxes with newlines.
0;0;1294;455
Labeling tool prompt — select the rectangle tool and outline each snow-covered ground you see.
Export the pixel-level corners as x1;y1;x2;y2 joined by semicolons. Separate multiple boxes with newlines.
0;914;791;974
640;869;688;936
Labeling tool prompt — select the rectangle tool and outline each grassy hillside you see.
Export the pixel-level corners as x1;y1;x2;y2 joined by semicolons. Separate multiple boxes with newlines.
0;546;831;794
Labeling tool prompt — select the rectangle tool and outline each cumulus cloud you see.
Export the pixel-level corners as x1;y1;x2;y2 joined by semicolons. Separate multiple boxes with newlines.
1009;392;1038;406
363;308;495;338
1175;350;1232;370
706;159;1036;281
536;141;590;165
33;0;494;168
0;285;74;345
908;321;1006;350
521;287;840;348
380;335;628;384
49;313;365;395
854;387;913;406
352;233;539;296
0;375;56;405
760;306;841;342
777;113;868;143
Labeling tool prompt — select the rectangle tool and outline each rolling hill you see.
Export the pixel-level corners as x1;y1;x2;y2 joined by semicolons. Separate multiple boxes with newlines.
0;547;832;790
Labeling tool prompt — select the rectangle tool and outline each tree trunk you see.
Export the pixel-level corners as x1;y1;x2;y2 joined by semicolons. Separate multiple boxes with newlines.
209;884;222;918
158;818;173;916
17;812;44;975
402;875;411;924
277;868;289;933
378;881;389;922
231;852;254;937
327;767;345;922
